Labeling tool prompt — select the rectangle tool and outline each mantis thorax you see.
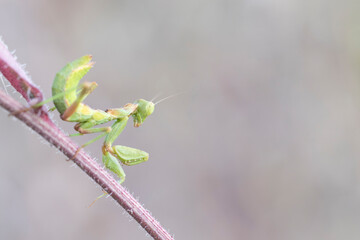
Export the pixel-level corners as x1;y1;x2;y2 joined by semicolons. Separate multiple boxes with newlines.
105;99;154;127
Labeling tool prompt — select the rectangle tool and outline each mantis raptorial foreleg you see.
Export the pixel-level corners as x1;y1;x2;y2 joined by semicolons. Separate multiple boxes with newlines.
101;117;148;181
102;117;129;153
103;151;126;183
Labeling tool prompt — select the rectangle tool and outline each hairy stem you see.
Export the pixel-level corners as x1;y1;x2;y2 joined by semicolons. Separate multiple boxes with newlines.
0;85;173;240
0;39;173;240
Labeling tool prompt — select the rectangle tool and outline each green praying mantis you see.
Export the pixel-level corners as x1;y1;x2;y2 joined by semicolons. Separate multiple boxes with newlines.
21;55;157;184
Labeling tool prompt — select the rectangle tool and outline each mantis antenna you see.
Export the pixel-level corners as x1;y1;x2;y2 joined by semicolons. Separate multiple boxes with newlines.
150;92;162;103
154;91;185;105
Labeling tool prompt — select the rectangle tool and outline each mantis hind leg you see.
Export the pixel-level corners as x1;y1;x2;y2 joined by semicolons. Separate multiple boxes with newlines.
61;81;97;120
68;131;109;161
68;121;112;160
8;81;94;117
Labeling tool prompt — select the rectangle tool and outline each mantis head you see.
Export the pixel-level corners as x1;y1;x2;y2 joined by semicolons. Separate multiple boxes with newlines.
132;99;155;127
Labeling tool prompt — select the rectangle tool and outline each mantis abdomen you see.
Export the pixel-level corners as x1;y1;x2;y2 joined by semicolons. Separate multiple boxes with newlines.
52;55;96;122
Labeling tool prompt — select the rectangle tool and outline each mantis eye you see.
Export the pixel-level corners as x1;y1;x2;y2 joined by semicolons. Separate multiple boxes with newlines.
146;102;155;116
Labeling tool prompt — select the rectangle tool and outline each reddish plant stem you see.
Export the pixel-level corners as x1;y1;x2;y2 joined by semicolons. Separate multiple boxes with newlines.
0;39;173;240
0;90;173;240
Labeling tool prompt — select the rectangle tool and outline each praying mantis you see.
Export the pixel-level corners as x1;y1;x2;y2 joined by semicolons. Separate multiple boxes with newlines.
32;55;155;184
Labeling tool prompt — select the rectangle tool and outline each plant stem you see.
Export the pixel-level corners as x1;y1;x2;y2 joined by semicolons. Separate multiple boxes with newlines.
0;39;173;240
0;87;173;240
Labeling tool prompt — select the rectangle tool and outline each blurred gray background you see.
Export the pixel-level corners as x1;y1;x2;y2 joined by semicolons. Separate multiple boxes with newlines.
1;0;360;239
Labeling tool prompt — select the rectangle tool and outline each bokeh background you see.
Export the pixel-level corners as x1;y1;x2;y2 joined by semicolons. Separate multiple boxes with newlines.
1;0;360;239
